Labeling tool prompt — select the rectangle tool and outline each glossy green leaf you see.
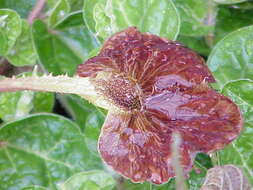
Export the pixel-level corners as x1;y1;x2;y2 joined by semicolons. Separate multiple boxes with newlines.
0;9;22;55
0;90;54;122
60;170;116;190
55;11;99;61
219;79;253;185
32;17;98;75
83;0;180;41
215;5;253;42
0;114;103;190
49;0;70;28
207;25;253;89
214;0;248;4
0;0;36;18
82;0;98;34
32;20;82;75
173;0;216;37
222;79;253;121
6;20;37;66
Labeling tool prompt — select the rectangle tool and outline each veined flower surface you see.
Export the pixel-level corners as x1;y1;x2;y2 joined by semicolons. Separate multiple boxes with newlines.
77;27;243;184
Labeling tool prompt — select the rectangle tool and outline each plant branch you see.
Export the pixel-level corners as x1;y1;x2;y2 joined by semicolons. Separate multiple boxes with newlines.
28;0;47;24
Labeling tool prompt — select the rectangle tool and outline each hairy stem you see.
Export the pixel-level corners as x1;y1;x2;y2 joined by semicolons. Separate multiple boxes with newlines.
0;75;110;110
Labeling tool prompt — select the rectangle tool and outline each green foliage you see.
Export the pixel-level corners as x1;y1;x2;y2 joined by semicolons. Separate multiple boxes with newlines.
173;0;216;37
0;9;22;55
207;25;253;89
83;0;180;41
0;0;36;18
0;0;253;189
6;20;37;66
60;171;116;190
48;0;70;28
219;80;253;184
0;114;103;190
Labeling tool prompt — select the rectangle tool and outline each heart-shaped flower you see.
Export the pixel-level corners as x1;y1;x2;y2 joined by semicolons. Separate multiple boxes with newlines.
77;27;243;184
0;27;243;184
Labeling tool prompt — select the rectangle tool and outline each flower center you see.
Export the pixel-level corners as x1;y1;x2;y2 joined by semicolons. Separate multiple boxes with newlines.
94;75;141;111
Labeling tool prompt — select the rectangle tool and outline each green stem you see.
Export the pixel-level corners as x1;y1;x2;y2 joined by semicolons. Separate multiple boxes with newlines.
0;75;110;110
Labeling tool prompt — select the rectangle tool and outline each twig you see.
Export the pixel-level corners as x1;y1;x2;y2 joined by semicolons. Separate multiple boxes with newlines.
204;0;217;47
28;0;47;24
171;132;188;190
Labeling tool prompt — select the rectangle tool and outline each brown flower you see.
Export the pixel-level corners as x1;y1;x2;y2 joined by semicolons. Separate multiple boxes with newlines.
77;27;243;184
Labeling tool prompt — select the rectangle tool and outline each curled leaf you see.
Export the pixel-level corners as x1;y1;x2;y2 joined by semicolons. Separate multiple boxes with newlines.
201;165;251;190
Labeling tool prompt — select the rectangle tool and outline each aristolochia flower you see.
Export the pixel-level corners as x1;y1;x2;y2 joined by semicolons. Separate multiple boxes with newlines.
0;27;243;184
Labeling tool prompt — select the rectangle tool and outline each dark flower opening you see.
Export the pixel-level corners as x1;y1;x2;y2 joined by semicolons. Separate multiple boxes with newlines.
77;27;243;184
94;75;141;110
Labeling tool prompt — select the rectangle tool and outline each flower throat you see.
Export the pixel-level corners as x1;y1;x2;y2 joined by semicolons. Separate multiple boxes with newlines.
94;75;141;111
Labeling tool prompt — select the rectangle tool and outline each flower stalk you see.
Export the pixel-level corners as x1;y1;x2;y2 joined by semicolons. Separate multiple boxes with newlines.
0;74;110;110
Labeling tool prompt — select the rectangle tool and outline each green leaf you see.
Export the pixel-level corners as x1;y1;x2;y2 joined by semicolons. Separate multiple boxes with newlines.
0;9;22;56
6;20;37;66
0;90;54;122
219;79;253;185
32;20;82;75
32;16;98;75
83;0;180;41
60;170;116;190
222;79;253;121
213;0;248;4
0;0;36;18
173;0;216;37
49;0;70;28
0;114;103;190
55;11;99;61
207;25;253;89
215;5;253;42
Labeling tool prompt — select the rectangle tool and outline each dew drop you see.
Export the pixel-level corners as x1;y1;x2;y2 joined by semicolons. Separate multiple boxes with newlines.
59;10;65;17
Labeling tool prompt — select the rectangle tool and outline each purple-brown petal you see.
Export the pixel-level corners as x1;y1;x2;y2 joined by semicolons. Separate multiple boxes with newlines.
77;27;215;94
98;111;194;184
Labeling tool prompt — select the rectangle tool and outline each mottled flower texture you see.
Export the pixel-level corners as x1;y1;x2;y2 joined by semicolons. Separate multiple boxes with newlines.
77;27;243;184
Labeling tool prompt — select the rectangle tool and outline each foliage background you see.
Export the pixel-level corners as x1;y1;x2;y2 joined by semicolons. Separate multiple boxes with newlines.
0;0;253;189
